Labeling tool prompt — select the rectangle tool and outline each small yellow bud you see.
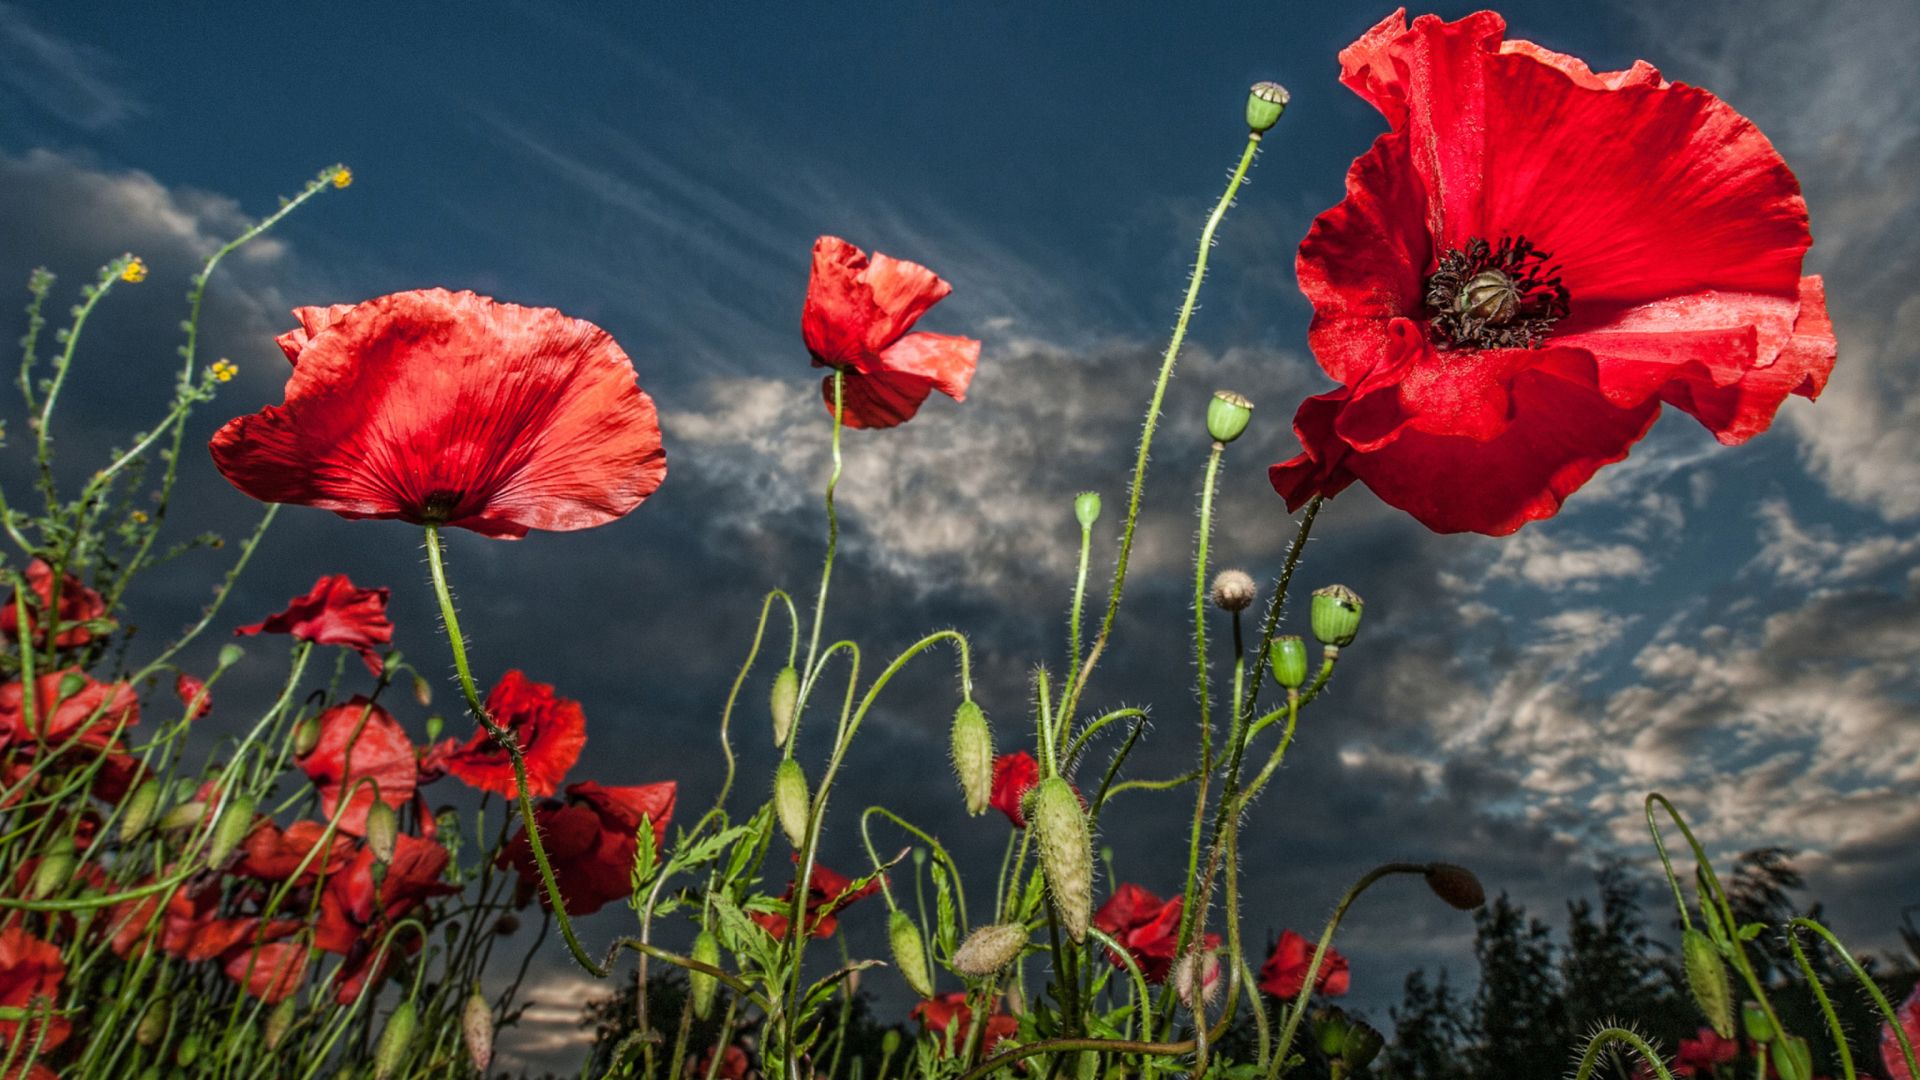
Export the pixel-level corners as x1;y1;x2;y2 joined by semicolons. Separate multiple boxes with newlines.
129;510;148;523
120;258;147;283
209;359;237;383
333;167;353;188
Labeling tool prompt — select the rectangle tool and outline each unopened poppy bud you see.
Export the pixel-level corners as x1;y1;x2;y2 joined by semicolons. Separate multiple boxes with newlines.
882;1030;901;1056
773;759;810;847
31;836;74;899
121;779;161;841
159;800;206;833
292;716;321;757
770;665;799;747
494;913;522;936
950;701;993;816
1774;1036;1813;1080
1423;863;1485;911
1310;585;1363;648
55;670;86;702
136;997;170;1045
1270;636;1309;689
1211;569;1256;613
374;1000;416;1080
1074;492;1102;529
209;794;256;865
1742;1000;1774;1042
952;923;1028;977
1341;1021;1385;1071
425;715;444;742
218;643;244;668
890;910;935;998
1682;928;1734;1038
1206;391;1254;444
264;996;297;1051
464;990;494;1072
413;676;432;707
382;650;404;676
691;930;721;1019
1173;948;1220;1009
1313;1006;1350;1055
1030;777;1093;942
177;1033;202;1066
1246;81;1289;133
365;799;398;864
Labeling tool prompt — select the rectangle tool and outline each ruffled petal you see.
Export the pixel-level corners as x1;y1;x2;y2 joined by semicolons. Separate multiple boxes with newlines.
1495;38;1664;90
1657;275;1836;444
875;332;979;401
801;238;952;364
1269;389;1362;513
275;304;355;364
825;369;935;430
860;252;952;352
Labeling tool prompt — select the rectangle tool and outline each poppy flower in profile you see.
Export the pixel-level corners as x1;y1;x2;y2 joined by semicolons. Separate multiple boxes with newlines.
210;289;668;539
1;559;112;648
1671;1027;1740;1077
500;780;676;917
1259;928;1348;999
234;574;393;676
911;992;1020;1056
1269;10;1837;536
989;751;1039;828
0;927;70;1071
314;833;459;1003
749;857;884;941
295;696;417;836
237;819;356;886
1092;883;1217;985
175;673;212;720
803;236;981;430
422;670;586;798
1883;981;1920;1080
0;669;138;753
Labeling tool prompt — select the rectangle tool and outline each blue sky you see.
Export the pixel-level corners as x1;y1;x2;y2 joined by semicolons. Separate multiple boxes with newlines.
2;0;1918;1067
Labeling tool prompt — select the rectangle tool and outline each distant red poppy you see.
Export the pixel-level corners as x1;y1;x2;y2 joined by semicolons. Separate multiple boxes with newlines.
912;992;1019;1056
1259;929;1348;999
1884;982;1920;1080
210;289;668;539
314;833;458;1003
423;670;586;799
989;752;1039;828
500;780;676;917
1269;10;1836;536
749;858;884;941
237;819;356;886
0;927;69;1071
175;673;212;720
803;237;981;430
234;574;393;676
1671;1027;1740;1077
1;559;112;648
0;670;138;753
296;697;417;836
1093;883;1217;985
687;1045;751;1080
223;939;309;1005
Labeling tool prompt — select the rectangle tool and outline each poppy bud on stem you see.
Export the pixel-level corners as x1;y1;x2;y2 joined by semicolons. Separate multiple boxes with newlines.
770;665;799;747
690;931;721;1019
366;798;398;864
374;1001;416;1080
952;924;1028;977
464;989;495;1072
1682;927;1735;1038
264;996;297;1051
209;794;256;865
890;910;935;998
120;779;161;841
950;701;993;816
774;759;810;848
1030;777;1093;942
30;836;73;899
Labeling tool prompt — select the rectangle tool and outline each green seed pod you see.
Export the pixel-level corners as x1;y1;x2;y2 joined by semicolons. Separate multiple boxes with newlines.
1210;570;1257;613
770;665;799;747
1313;1006;1350;1056
1074;492;1102;530
30;836;74;900
1206;390;1254;444
773;759;809;848
890;910;935;998
463;990;494;1072
882;1030;901;1056
264;995;297;1051
1310;585;1363;648
1246;81;1289;133
1742;1000;1775;1043
158;801;206;834
121;779;161;841
365;799;398;864
951;923;1028;977
1269;636;1309;689
292;716;321;757
1423;863;1486;911
950;701;993;816
177;1032;201;1066
1341;1021;1386;1071
373;1001;416;1080
208;794;255;865
690;930;721;1019
1682;928;1735;1038
218;643;244;668
1772;1036;1812;1080
1029;777;1093;943
136;996;170;1045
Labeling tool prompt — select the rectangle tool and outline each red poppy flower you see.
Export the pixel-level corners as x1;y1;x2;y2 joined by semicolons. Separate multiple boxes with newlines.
0;927;69;1068
314;833;458;1003
0;670;138;753
1885;982;1920;1080
687;1045;751;1080
1259;929;1348;999
0;559;112;648
210;289;668;539
499;780;676;917
104;875;297;965
174;673;212;720
296;697;417;836
911;992;1020;1056
237;819;356;886
223;939;310;1005
1092;883;1217;985
1269;10;1837;536
749;857;884;941
1671;1027;1740;1077
422;670;586;798
234;574;393;676
803;237;981;430
989;752;1039;828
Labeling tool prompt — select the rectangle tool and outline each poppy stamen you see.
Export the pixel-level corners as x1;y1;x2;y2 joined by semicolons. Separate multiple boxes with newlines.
1425;236;1570;350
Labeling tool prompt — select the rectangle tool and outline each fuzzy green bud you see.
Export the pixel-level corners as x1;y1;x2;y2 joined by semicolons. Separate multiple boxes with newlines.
374;1000;416;1080
463;990;494;1072
950;701;993;816
1342;1021;1385;1071
690;930;721;1019
136;997;169;1045
209;794;256;865
1030;776;1093;942
890;910;935;998
218;643;244;668
1074;491;1102;529
1206;390;1254;444
1269;636;1309;689
382;650;404;676
121;778;161;841
1423;863;1486;911
365;798;398;864
30;836;74;900
55;670;87;702
1742;1000;1774;1043
1310;585;1363;648
265;996;297;1051
1313;1006;1350;1056
292;715;321;757
773;759;810;848
159;800;206;833
425;715;444;743
770;665;799;747
1246;81;1289;132
1682;928;1735;1038
952;923;1028;977
1772;1036;1812;1080
177;1032;202;1066
882;1030;901;1056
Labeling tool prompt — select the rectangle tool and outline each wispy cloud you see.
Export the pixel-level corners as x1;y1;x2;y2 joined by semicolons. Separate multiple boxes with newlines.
0;5;142;130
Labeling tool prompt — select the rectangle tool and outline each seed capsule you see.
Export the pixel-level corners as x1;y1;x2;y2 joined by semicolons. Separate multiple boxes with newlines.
950;701;993;816
690;930;721;1019
374;1000;416;1080
1269;636;1309;690
30;837;74;900
1073;492;1102;529
1423;863;1486;911
1341;1021;1386;1070
1682;928;1734;1038
1210;569;1257;613
208;794;256;865
120;779;161;841
463;990;495;1072
365;799;398;864
292;716;321;757
264;996;297;1051
1029;777;1093;943
951;924;1028;977
1310;585;1364;648
1246;81;1290;133
1206;391;1254;444
770;666;799;747
1456;269;1520;324
773;759;810;848
890;910;935;998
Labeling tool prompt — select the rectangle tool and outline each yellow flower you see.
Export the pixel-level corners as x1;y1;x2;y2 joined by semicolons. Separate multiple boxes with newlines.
130;510;148;524
210;360;237;383
332;167;353;189
120;258;147;283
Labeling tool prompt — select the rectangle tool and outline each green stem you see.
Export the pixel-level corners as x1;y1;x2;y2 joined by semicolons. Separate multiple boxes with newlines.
1070;513;1093;685
1784;928;1854;1080
1172;443;1226;976
1238;495;1323;728
1572;1029;1676;1080
799;369;846;708
1790;916;1915;1080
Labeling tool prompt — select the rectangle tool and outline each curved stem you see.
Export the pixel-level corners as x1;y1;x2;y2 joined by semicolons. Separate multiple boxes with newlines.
1070;513;1093;686
710;590;798;820
1790;916;1915;1080
1784;927;1854;1080
1573;1028;1676;1080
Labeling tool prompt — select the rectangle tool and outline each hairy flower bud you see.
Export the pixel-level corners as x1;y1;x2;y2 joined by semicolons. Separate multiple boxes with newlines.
770;665;799;747
1269;636;1309;690
1683;928;1734;1039
1423;863;1485;911
1206;391;1254;444
121;779;161;841
159;800;207;833
1742;1000;1775;1043
1174;948;1220;1010
1246;81;1290;132
209;794;256;865
1211;570;1257;613
136;997;170;1046
365;799;398;864
30;836;74;900
890;910;935;998
952;923;1028;977
292;715;321;757
1310;585;1363;648
773;759;810;848
177;1033;202;1066
463;990;494;1072
691;930;721;1019
218;643;244;668
413;675;432;708
374;1001;416;1080
1074;492;1102;530
425;715;444;743
1341;1021;1386;1071
882;1030;901;1056
1030;777;1093;942
264;996;297;1051
950;701;993;816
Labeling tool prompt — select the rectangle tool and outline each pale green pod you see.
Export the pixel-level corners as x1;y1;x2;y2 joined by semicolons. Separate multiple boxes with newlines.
1029;777;1092;942
774;759;810;848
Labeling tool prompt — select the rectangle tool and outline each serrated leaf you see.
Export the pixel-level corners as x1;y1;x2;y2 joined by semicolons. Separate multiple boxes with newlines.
1736;921;1766;941
801;960;884;1017
711;892;776;970
628;814;659;908
929;861;958;954
671;824;752;877
725;805;774;884
1020;866;1047;921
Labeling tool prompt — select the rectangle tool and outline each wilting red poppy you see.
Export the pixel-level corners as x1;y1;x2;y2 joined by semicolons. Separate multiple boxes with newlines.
314;834;458;1003
1269;10;1837;536
989;752;1039;828
234;574;393;676
1092;883;1217;985
0;559;111;649
237;819;356;886
0;927;69;1072
296;697;417;836
1885;982;1920;1080
174;673;212;720
1670;1027;1739;1077
912;992;1019;1056
749;858;884;941
803;237;981;430
500;780;676;917
1259;929;1348;999
210;289;668;539
423;670;586;798
0;670;137;753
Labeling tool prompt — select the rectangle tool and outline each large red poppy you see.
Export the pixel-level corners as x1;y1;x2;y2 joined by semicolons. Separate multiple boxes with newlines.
0;927;68;1073
1092;883;1217;985
1;559;112;649
210;289;667;539
0;670;137;753
748;858;884;941
314;834;459;1003
1259;928;1348;999
911;993;1019;1056
234;574;393;676
295;697;417;836
1269;10;1836;536
422;670;586;798
499;780;676;917
803;237;981;430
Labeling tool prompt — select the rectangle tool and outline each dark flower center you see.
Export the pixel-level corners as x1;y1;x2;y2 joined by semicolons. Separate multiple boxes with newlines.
1425;236;1570;350
419;491;466;524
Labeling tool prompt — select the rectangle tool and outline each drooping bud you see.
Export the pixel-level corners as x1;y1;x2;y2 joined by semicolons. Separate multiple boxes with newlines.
1341;1021;1385;1071
382;650;404;677
463;990;495;1072
413;676;432;708
1270;636;1309;690
1742;1000;1774;1043
770;666;799;747
30;836;74;899
1030;777;1093;942
136;997;170;1045
425;715;444;743
1074;492;1102;530
1210;570;1256;613
690;930;721;1019
950;701;993;816
1772;1036;1812;1080
1206;391;1254;444
120;779;161;841
365;799;398;864
218;643;244;668
209;794;256;865
1310;585;1363;648
374;1000;416;1080
159;800;207;833
773;759;810;847
1423;863;1486;911
890;910;935;998
1682;928;1734;1038
952;924;1028;977
1173;948;1220;1009
292;715;321;757
264;996;297;1051
1246;82;1289;133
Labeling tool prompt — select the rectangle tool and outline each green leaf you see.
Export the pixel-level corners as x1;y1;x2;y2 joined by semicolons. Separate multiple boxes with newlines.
1736;922;1766;941
628;814;659;908
711;892;776;971
928;860;959;955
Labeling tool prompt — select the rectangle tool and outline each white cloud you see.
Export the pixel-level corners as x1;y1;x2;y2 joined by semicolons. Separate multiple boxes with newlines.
1750;497;1920;586
0;4;142;129
1483;532;1650;591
